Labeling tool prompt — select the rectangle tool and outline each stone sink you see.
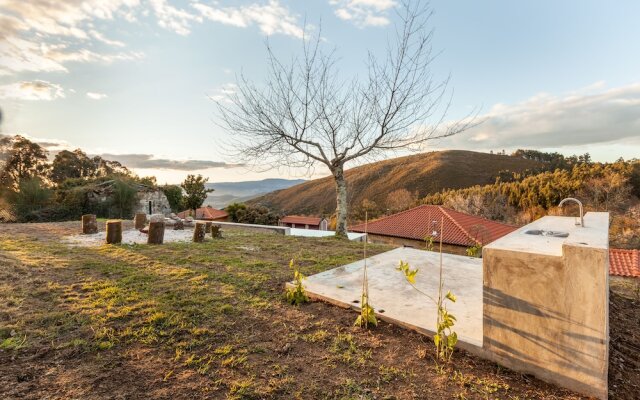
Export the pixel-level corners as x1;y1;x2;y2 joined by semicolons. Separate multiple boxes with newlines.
524;229;569;238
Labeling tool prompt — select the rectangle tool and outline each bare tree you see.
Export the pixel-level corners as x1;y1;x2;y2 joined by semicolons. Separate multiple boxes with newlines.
217;1;472;237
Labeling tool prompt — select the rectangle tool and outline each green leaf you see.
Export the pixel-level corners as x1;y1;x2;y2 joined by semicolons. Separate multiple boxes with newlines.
445;291;457;302
448;333;458;348
397;260;419;284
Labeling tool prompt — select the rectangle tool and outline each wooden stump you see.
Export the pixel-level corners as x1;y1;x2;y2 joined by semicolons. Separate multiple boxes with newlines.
205;221;212;233
211;224;222;238
134;213;147;230
147;221;165;244
82;214;98;234
105;220;122;244
193;222;207;243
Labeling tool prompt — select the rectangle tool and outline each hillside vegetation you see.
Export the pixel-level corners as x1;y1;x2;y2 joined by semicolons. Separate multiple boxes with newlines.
250;150;542;217
423;157;640;249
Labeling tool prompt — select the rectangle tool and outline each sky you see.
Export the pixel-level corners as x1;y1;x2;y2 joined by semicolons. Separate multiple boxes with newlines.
1;0;639;184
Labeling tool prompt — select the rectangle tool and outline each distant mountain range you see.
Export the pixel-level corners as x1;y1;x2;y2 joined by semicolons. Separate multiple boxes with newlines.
248;150;543;215
203;178;306;208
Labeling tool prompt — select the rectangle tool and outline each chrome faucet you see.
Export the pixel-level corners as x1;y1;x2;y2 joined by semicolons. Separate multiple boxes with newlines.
558;198;584;227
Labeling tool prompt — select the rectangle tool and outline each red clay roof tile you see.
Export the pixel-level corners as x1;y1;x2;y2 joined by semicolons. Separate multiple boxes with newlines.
177;207;228;220
350;205;518;247
609;249;640;278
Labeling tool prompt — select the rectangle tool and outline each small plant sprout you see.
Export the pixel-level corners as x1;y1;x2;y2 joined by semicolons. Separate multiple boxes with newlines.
466;225;487;258
424;235;435;251
355;212;377;328
424;220;439;251
465;243;482;258
285;258;309;305
397;217;458;364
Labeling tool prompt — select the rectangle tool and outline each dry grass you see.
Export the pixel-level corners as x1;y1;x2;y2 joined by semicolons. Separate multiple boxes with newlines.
1;221;633;399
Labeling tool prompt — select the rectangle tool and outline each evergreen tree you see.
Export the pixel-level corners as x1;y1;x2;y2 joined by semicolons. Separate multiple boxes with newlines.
180;174;213;214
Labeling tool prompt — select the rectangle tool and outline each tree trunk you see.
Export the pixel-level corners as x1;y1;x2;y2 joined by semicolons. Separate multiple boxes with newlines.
193;222;207;243
147;221;165;244
333;165;348;238
105;220;122;244
82;214;98;234
134;213;147;230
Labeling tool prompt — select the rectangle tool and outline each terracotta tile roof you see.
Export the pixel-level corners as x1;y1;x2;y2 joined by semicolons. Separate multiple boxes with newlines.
609;249;640;278
281;215;323;226
350;205;518;247
177;207;228;220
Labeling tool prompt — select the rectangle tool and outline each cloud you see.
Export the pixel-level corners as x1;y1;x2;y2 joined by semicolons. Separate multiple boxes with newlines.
98;153;244;170
329;0;396;27
207;82;237;103
0;0;144;75
0;0;304;76
149;0;200;36
442;82;640;150
1;134;244;171
0;133;71;154
192;0;304;38
86;91;108;100
0;80;65;101
90;30;126;47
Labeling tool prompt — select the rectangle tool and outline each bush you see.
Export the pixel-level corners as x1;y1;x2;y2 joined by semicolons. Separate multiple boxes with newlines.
108;179;138;219
10;178;53;221
54;185;90;219
19;205;77;222
161;185;184;212
236;205;278;225
226;202;247;222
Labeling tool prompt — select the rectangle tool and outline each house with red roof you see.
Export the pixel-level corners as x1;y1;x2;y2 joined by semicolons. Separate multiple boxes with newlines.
280;215;328;230
177;206;228;221
609;248;640;278
350;204;518;255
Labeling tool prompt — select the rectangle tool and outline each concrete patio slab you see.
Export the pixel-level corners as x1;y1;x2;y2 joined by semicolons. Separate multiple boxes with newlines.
301;247;484;349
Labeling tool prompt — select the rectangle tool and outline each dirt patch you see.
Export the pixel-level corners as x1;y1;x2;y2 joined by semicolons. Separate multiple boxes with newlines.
608;277;640;399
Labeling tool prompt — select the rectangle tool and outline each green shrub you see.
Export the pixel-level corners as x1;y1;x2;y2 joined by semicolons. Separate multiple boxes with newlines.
161;185;184;212
10;178;53;221
108;179;138;219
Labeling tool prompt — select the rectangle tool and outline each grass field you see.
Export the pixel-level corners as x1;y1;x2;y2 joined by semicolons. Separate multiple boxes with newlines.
0;222;638;399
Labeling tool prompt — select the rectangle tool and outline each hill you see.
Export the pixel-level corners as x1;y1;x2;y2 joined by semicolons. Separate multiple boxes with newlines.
203;178;305;208
249;150;542;216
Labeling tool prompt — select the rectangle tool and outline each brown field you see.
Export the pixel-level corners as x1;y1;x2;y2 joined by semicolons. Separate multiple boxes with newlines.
1;221;638;399
249;150;542;216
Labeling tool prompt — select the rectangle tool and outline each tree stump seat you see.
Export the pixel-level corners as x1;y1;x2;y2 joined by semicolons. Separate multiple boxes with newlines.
193;222;207;242
211;225;223;238
82;214;98;234
134;213;147;230
148;221;165;244
105;220;122;244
